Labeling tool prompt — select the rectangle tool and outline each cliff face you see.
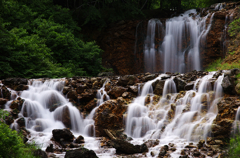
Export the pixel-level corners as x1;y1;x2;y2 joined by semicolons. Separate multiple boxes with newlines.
93;2;240;75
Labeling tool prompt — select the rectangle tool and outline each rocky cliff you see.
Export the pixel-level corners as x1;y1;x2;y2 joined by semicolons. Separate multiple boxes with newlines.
86;2;240;75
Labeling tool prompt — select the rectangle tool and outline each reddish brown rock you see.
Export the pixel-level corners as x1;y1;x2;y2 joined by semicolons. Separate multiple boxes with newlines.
211;97;240;142
84;99;97;112
54;106;71;128
108;86;128;99
95;100;127;137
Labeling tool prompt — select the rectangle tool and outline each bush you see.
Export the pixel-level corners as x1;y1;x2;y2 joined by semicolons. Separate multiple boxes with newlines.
228;134;240;158
0;110;37;158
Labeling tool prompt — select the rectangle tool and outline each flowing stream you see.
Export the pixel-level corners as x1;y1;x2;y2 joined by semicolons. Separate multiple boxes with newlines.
125;72;224;157
143;9;216;73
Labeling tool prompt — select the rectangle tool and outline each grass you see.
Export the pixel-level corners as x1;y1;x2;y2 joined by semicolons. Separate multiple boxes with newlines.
205;58;240;72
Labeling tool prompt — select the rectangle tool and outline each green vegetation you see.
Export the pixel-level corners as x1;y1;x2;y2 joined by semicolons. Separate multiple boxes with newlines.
227;134;240;158
0;0;103;78
206;59;240;72
0;109;38;158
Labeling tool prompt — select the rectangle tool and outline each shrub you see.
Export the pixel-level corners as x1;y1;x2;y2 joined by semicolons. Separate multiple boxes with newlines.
0;110;37;158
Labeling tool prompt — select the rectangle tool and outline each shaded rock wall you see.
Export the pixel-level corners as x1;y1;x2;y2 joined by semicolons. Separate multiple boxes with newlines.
91;2;240;75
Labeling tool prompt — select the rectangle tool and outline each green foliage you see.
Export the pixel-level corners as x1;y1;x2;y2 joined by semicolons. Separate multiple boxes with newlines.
0;110;37;158
228;134;240;158
229;17;240;38
206;59;240;72
229;51;236;55
0;0;103;78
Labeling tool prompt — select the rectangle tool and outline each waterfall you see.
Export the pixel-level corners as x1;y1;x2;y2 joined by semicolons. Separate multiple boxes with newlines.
143;19;164;73
125;71;224;157
142;9;216;73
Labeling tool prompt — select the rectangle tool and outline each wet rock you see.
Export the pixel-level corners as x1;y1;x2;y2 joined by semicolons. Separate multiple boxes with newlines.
235;83;240;95
95;100;127;137
46;144;54;152
16;117;25;127
108;86;128;99
117;75;138;86
152;80;165;95
63;87;71;95
122;92;132;98
221;76;236;95
52;128;74;142
15;84;28;91
2;78;28;90
174;77;187;92
75;135;85;144
10;97;24;110
109;139;148;154
67;90;78;102
143;74;157;82
33;149;48;158
65;148;98;158
0;85;11;100
76;85;87;94
78;89;97;102
54;106;71;128
197;139;205;148
0;98;8;109
144;139;160;148
84;99;97;112
184;81;195;90
129;85;138;94
193;149;201;157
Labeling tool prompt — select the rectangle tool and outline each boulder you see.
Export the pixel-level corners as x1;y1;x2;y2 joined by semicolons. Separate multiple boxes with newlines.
184;81;195;90
128;85;139;95
117;75;138;86
9;97;24;110
108;86;127;99
95;100;127;137
84;99;97;112
174;77;187;92
33;149;48;158
76;85;88;94
52;128;74;142
142;74;157;82
65;148;98;158
75;135;85;144
2;78;28;89
152;80;165;95
63;86;71;95
109;139;148;154
67;90;78;102
0;85;11;100
78;89;97;102
0;98;8;109
16;117;25;127
221;76;236;95
54;106;71;128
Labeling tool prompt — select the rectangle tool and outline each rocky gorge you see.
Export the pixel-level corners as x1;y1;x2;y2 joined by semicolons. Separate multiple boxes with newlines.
1;68;240;157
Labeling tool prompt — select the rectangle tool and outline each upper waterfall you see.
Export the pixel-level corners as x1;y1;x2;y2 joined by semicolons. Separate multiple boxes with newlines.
143;9;214;73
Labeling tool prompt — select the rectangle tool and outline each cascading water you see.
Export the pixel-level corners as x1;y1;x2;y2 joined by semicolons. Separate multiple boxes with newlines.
143;9;217;73
125;72;224;157
143;19;164;73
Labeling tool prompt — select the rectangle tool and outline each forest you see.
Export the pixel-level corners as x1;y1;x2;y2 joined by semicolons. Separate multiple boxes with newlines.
0;0;238;79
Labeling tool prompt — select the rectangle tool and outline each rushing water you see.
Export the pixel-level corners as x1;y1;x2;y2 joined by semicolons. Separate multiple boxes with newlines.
143;9;217;73
125;72;224;157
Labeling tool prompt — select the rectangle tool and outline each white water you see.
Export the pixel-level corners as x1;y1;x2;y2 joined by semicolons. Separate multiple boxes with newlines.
2;79;114;158
143;19;164;73
125;72;224;157
143;9;217;73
